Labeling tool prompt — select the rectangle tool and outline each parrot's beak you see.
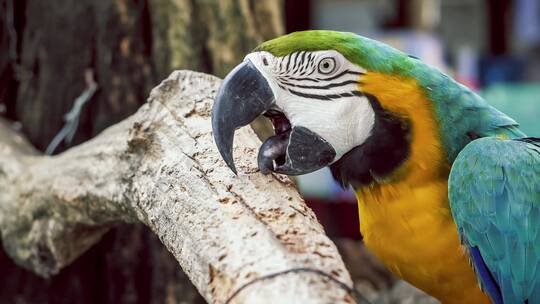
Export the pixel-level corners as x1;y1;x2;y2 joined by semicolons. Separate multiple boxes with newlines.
212;59;336;175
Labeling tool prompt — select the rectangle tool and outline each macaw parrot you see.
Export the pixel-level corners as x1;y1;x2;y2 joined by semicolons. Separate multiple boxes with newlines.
211;30;540;304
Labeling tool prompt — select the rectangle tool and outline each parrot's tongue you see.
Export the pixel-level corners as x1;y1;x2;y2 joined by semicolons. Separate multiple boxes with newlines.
257;111;292;174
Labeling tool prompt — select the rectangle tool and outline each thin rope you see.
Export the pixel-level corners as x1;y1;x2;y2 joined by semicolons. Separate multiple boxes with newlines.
224;267;371;304
46;69;97;155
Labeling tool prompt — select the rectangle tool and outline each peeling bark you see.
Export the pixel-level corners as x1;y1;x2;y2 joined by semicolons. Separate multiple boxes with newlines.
0;71;359;303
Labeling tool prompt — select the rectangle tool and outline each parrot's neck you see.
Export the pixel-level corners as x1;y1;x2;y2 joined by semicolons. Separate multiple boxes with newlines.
344;72;490;303
330;71;451;187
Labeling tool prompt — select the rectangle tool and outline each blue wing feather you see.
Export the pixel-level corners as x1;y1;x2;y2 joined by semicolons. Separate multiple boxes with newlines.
468;241;504;304
449;137;540;303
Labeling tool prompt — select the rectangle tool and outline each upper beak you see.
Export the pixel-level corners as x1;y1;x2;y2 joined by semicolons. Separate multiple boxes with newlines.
212;60;275;174
212;59;336;175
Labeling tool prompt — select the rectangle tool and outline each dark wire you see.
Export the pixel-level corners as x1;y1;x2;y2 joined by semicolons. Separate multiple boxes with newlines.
224;267;372;304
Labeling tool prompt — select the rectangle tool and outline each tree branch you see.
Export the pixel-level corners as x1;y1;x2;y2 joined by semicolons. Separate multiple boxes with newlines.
0;71;359;303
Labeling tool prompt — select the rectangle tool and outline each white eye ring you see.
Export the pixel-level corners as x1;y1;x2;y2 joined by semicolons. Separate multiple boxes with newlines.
318;57;336;74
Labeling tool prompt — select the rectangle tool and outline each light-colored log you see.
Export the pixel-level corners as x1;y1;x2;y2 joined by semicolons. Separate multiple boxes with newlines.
0;71;359;304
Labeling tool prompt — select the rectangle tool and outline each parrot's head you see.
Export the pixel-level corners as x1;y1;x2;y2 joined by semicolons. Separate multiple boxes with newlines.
212;30;445;186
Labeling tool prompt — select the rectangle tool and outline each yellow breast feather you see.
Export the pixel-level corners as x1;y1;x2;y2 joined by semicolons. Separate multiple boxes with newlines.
356;72;489;303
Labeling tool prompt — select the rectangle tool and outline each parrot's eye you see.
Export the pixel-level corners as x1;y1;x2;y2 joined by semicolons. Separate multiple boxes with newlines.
318;57;336;74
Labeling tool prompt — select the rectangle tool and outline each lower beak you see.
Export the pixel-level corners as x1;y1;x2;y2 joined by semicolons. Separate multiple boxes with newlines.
258;126;336;175
212;59;336;175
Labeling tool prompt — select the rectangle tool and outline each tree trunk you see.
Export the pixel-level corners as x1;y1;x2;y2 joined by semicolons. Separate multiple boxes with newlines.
149;0;284;79
0;0;283;151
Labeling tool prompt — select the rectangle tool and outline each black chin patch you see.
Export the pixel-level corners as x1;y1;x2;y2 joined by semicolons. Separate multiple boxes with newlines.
330;94;411;188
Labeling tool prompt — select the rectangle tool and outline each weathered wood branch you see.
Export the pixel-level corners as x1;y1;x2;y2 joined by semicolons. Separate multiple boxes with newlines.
0;71;358;303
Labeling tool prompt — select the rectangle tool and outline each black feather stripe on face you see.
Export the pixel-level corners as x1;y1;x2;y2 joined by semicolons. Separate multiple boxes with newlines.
330;94;411;188
281;79;359;90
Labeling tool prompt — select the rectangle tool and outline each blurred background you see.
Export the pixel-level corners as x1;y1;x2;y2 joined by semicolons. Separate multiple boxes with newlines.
0;0;538;303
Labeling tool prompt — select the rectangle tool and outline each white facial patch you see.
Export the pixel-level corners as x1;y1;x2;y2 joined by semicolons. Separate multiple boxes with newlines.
245;50;375;162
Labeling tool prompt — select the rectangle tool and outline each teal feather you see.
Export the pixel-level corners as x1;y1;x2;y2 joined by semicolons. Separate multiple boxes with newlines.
449;137;540;303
